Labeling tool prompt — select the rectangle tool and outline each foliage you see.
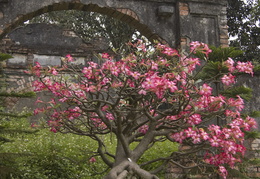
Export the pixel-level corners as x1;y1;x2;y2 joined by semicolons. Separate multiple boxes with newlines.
0;117;102;178
0;91;36;98
0;53;13;62
0;53;36;178
27;41;258;179
0;117;178;178
195;46;243;62
227;0;260;62
220;86;252;101
28;10;136;49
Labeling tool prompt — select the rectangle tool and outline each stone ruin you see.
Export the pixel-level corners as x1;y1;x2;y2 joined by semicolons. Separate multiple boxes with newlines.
0;0;259;177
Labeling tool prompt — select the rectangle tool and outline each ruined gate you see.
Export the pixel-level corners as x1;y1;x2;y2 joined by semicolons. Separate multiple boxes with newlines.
1;0;260;177
0;0;229;111
0;0;228;47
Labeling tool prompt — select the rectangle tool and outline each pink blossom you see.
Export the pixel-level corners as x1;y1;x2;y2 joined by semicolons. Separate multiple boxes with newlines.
32;80;46;91
66;54;73;62
102;60;114;70
199;84;212;96
59;97;68;102
181;57;201;73
50;127;57;133
88;61;98;68
30;62;42;77
102;53;110;59
208;125;222;135
209;136;221;147
223;141;237;154
106;113;114;120
30;123;39;128
138;89;147;95
225;110;240;118
167;81;178;92
151;61;158;70
110;66;120;76
89;157;96;163
222;128;232;139
138;125;149;134
190;41;212;56
111;81;123;88
192;134;201;144
245;116;257;130
142;77;156;89
35;97;44;104
48;120;61;133
228;95;244;111
188;114;202;125
221;74;235;86
82;67;93;79
236;61;254;76
225;58;235;72
171;131;186;143
137;42;147;52
33;108;45;115
48;98;56;105
185;127;197;138
199;128;209;140
131;71;141;80
162;47;179;56
219;166;228;179
49;67;58;75
155;43;167;50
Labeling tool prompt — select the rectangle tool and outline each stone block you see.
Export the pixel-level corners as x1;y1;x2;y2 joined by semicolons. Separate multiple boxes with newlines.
0;12;3;19
252;143;259;150
7;54;27;68
179;3;189;16
33;54;61;67
158;5;175;17
220;38;229;46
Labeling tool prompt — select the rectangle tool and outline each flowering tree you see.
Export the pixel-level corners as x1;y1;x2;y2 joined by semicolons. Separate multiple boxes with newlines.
28;41;257;179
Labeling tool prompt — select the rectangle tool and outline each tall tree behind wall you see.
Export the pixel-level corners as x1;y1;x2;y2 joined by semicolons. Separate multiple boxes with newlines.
227;0;260;62
28;10;137;49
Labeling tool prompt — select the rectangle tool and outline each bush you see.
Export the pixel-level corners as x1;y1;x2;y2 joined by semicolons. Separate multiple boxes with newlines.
1;118;179;178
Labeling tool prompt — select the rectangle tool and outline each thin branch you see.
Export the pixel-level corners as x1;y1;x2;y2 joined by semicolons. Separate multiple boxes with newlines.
169;159;198;170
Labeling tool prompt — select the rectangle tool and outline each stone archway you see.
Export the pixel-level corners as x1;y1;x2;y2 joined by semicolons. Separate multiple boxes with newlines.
0;0;177;46
0;0;228;48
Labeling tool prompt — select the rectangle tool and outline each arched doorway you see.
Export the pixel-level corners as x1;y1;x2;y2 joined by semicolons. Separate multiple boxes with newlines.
0;1;176;46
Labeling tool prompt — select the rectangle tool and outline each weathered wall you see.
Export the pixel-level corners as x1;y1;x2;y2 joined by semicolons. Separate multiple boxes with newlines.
0;0;228;48
0;23;110;112
179;0;228;48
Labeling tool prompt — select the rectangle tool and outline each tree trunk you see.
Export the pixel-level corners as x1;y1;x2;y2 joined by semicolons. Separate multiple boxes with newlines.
104;160;159;179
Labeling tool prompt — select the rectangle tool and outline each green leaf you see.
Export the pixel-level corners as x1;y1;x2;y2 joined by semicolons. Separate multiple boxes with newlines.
220;86;252;101
0;53;13;61
244;131;260;139
195;46;243;62
196;61;228;80
249;111;260;118
0;91;36;98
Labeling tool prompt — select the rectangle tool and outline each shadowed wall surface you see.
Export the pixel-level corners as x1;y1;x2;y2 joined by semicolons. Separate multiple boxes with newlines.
0;0;228;47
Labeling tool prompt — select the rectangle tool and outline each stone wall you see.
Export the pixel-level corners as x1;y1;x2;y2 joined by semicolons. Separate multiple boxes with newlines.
179;0;229;48
0;23;110;112
0;0;228;48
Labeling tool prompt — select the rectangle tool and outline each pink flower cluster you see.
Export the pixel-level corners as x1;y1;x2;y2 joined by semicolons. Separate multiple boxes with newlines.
190;41;212;56
221;58;254;86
